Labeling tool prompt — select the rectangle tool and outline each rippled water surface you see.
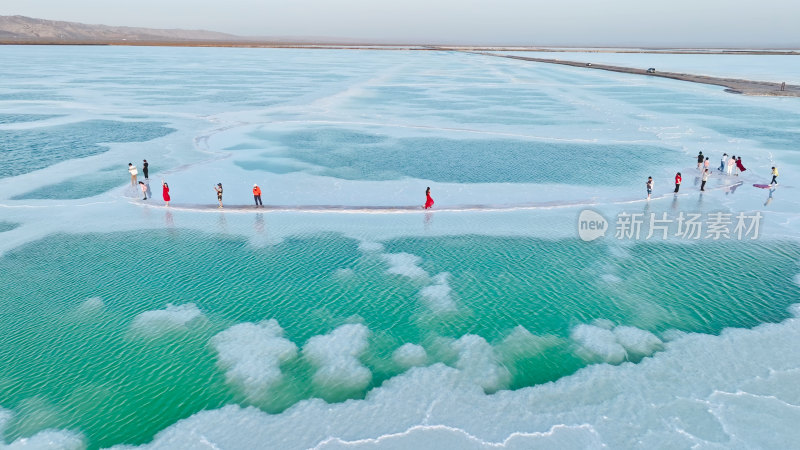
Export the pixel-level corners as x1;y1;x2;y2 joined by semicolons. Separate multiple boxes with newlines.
1;45;799;448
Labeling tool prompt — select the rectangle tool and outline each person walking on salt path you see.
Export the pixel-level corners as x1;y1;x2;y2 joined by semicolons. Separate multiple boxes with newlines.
703;157;710;171
162;181;170;207
719;153;728;172
701;169;710;191
142;159;149;179
697;152;704;169
253;184;263;207
128;163;138;186
139;181;148;200
646;177;654;200
735;157;747;175
770;166;779;185
424;187;434;209
674;172;682;193
215;183;223;208
727;155;735;175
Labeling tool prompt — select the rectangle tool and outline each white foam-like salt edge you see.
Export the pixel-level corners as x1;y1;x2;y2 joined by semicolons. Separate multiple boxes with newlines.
451;335;511;394
128;303;205;336
418;272;457;312
571;324;628;364
497;326;563;359
379;253;428;280
117;304;800;449
210;320;298;400
313;423;602;449
612;326;664;357
0;409;84;450
303;323;372;391
572;323;664;363
392;344;428;369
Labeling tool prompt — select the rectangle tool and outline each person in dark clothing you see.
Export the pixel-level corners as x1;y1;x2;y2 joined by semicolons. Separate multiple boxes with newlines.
215;183;223;208
696;152;704;169
142;159;149;179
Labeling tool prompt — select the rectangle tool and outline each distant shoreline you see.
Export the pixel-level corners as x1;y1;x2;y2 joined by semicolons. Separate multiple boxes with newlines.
2;41;797;96
1;41;799;55
468;51;800;97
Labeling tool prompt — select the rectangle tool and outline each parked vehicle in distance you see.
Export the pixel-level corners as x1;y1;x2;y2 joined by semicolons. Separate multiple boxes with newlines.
646;68;656;73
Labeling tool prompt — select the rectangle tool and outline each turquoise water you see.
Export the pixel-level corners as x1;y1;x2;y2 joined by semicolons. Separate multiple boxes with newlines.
2;46;800;448
11;171;127;200
1;120;174;178
243;128;682;184
1;230;798;447
0;222;19;233
0;114;62;124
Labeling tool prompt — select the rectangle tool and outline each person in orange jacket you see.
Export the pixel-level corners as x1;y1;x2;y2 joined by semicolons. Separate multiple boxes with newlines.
253;184;263;207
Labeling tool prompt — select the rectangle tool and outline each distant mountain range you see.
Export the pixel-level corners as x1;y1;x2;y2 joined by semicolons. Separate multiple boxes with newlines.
0;15;244;43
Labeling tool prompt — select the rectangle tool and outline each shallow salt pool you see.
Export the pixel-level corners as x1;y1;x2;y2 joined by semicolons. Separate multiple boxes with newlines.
0;45;799;449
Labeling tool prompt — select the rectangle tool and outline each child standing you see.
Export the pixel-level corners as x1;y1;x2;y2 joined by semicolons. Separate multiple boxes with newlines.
646;177;654;200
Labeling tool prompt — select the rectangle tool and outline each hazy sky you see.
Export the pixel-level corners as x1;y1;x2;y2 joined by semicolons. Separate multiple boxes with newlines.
3;0;799;47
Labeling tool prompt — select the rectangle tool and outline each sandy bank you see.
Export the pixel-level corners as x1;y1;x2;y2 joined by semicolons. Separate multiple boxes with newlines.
468;51;800;97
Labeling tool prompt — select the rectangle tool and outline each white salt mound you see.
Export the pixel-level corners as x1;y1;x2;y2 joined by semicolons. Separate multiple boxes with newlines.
419;272;457;312
451;334;511;393
129;303;205;336
392;343;428;369
125;304;800;449
210;319;298;399
0;408;84;449
303;323;372;391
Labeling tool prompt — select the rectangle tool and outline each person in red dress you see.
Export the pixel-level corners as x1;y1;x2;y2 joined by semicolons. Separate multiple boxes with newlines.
162;181;171;207
735;157;747;175
424;187;434;209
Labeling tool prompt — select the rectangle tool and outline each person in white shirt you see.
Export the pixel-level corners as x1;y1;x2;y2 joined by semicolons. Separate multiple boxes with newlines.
128;163;138;186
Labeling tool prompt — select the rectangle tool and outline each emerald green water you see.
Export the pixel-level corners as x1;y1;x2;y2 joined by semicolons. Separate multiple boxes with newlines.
1;230;798;448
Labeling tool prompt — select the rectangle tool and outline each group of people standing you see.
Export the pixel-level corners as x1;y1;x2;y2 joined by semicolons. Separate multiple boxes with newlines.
210;183;263;209
128;160;170;206
127;160;436;210
648;151;777;199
